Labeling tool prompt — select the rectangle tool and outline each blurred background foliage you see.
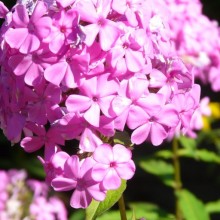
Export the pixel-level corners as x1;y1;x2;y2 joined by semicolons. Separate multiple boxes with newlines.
0;0;220;220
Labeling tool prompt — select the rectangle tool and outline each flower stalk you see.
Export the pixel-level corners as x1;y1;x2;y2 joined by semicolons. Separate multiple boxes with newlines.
172;138;183;220
118;194;127;220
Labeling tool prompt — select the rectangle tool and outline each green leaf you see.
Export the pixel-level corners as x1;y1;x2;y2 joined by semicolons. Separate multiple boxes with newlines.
69;210;85;220
86;180;127;220
155;150;173;159
129;202;175;220
97;203;175;220
97;210;132;220
205;200;220;214
179;136;197;150
178;149;220;163
139;158;174;187
178;189;210;220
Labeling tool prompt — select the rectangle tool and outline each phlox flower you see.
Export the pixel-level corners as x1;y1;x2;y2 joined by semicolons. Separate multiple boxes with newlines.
128;93;179;146
5;1;52;54
52;155;106;208
21;122;65;159
110;75;149;130
109;28;147;73
171;84;201;133
92;144;135;190
27;82;62;125
8;44;58;86
75;0;120;51
66;73;119;127
38;151;70;185
48;8;82;53
112;0;142;27
44;47;89;88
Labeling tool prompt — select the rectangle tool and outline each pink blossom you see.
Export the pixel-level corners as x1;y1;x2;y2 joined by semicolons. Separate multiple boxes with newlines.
48;8;82;53
5;1;52;54
52;155;106;208
92;144;135;190
0;1;8;19
66;73;119;127
75;0;120;51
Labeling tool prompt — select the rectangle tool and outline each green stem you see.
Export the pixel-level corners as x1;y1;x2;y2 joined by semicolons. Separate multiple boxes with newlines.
118;194;127;220
172;138;183;220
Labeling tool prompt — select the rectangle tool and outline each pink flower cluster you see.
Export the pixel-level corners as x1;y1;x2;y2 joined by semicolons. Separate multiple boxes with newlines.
165;0;220;92
0;0;200;208
0;169;67;220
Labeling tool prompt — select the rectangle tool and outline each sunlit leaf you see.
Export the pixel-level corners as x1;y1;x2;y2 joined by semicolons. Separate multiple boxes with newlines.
155;150;173;159
86;180;127;220
139;159;174;187
129;202;175;220
205;200;220;214
69;210;85;220
178;136;196;150
178;149;220;163
178;189;210;220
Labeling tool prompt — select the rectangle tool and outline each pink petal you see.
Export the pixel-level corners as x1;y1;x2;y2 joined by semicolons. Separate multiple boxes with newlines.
128;77;148;100
150;123;167;146
44;62;67;86
157;105;179;127
24;63;43;86
0;2;9;18
97;74;119;97
63;65;76;88
66;95;92;112
131;123;151;145
75;0;98;23
70;189;92;209
92;163;108;182
125;49;145;72
34;16;52;39
83;102;100;127
13;5;29;27
52;177;76;191
49;33;65;53
64;156;80;179
93;144;114;164
5;28;28;49
115;160;136;180
87;183;106;201
79;128;102;152
113;144;132;163
19;33;40;54
9;54;32;76
21;136;44;152
127;105;148;129
83;23;100;47
99;20;120;51
31;1;47;22
102;168;121;190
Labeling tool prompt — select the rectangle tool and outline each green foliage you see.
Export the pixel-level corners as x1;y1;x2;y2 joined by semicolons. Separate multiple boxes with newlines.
139;158;175;187
205;200;220;214
96;202;175;220
178;189;210;220
86;180;127;220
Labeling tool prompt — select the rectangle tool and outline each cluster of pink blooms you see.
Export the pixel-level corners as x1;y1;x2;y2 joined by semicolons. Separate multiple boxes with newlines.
0;0;201;208
165;0;220;92
0;169;67;220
